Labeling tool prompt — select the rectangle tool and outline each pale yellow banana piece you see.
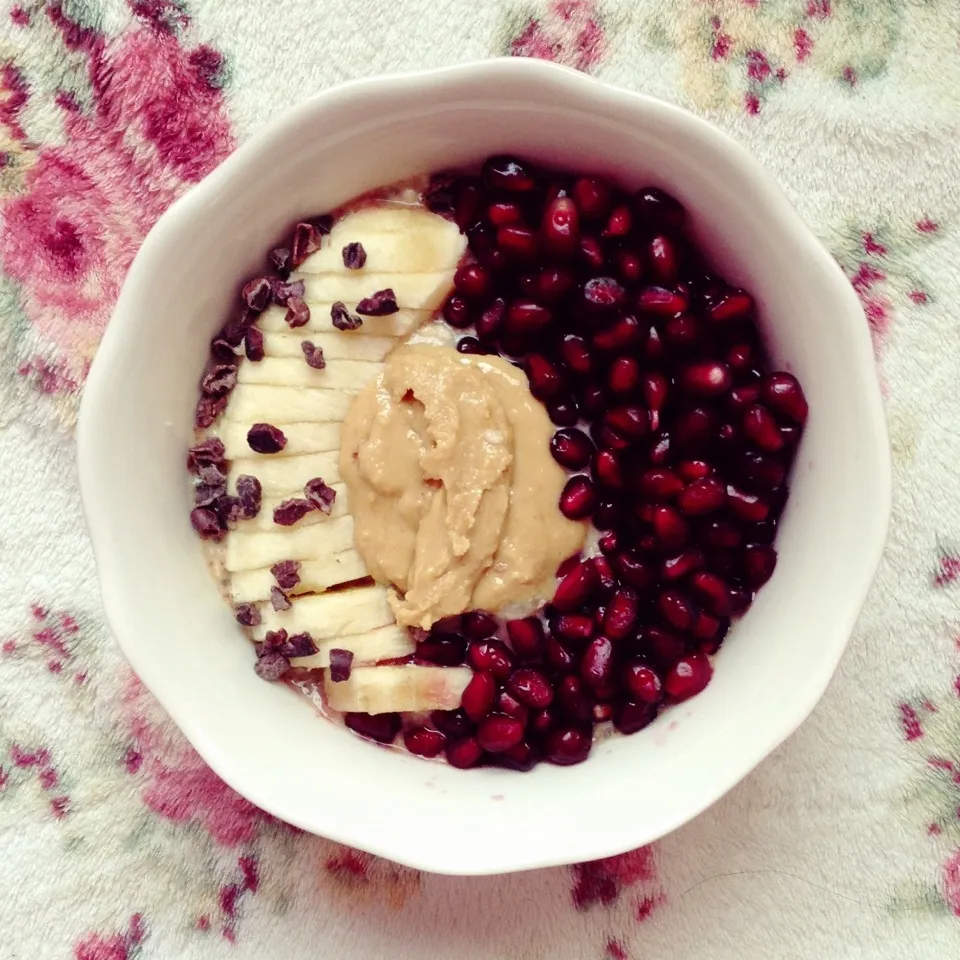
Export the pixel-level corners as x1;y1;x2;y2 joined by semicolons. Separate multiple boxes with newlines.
212;421;341;460
325;665;471;714
225;516;356;571
254;583;393;639
228;451;340;497
290;624;416;669
224;385;354;423
236;356;381;391
238;487;349;532
229;551;369;604
260;328;396;362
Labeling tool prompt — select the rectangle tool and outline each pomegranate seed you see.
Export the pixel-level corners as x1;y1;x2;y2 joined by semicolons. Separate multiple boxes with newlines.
593;448;627;490
677;460;712;482
637;468;684;502
664;652;712;701
607;356;641;396
624;663;663;703
557;675;593;723
614;553;656;592
744;543;778;587
430;708;474;739
593;314;644;352
442;295;473;329
598;530;619;555
525;354;564;400
593;499;620;529
727;342;754;371
572;176;613;220
729;586;753;617
556;552;582;579
467;640;514;678
453;180;484;230
474;298;505;342
506;617;545;660
677;477;727;516
673;407;718;454
532;267;578;303
593;702;613;723
661;549;705;581
633;187;686;230
728;384;761;414
546;727;592;765
658;590;696;632
496;691;529;723
541;196;580;259
679;361;732;397
691;611;722;641
604;588;639;639
456;337;486;355
726;484;770;522
551;428;594;469
603;405;647;439
507;668;554;709
555;613;595;643
547;395;580;426
461;671;497;722
581;636;614;688
482;155;537;192
738;451;787;490
467;221;496;255
477;715;525;753
560;334;593;375
462;611;498;639
530;707;558;736
689;571;732;616
577;381;605;418
344;712;401;744
642;371;669;414
613;699;657;734
583;276;626;310
404;727;446;758
504;300;553;338
446;736;484;768
497;225;539;261
652;505;690;551
497;739;540;771
546;634;577;672
761;372;808;424
615;249;645;284
601;204;632;238
579;235;606;270
559;475;598;520
663;314;700;352
454;262;492;299
637;285;688;315
743;403;786;452
487;200;525;226
642;626;686;669
707;289;754;322
744;519;777;545
650;432;672;464
644;324;665;361
594;555;617;594
415;635;467;666
553;558;599;611
700;519;742;548
779;423;802;449
648;234;679;284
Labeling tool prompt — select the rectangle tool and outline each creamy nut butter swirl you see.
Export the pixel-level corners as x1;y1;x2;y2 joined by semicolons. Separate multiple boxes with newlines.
340;343;586;628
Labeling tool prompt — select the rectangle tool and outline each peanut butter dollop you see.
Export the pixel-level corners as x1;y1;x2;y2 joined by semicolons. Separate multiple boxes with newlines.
340;344;586;628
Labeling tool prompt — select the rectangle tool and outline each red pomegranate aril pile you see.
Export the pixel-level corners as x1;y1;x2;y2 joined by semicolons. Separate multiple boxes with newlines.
402;158;808;770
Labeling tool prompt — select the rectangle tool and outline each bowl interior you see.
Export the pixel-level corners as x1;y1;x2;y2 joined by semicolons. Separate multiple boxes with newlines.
78;61;889;874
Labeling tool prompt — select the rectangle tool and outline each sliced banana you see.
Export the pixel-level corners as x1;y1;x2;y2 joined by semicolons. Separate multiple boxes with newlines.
212;421;341;460
293;271;452;314
229;551;369;604
236;356;382;391
257;302;431;339
239;487;349;532
324;665;472;714
261;328;396;362
298;206;466;275
224;385;355;424
228;451;341;497
254;583;394;640
226;516;356;572
290;624;416;669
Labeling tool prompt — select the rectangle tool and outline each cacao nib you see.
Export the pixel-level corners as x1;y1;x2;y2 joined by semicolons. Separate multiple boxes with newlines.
254;651;290;681
285;297;310;328
186;438;225;475
247;423;286;454
329;648;354;682
291;222;322;267
270;560;300;590
236;474;262;519
194;393;229;428
331;302;362;330
270;585;292;611
194;482;226;507
201;363;238;397
342;242;367;269
272;278;305;306
356;288;398;316
283;632;318;658
189;506;224;540
244;326;264;362
242;277;273;312
273;498;315;526
301;340;326;369
310;214;333;235
234;603;261;627
262;628;288;651
217;496;244;524
304;477;336;514
269;246;291;276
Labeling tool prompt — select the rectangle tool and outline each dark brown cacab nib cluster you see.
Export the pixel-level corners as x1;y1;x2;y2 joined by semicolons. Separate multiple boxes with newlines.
304;477;336;514
246;423;286;454
329;648;354;682
330;301;362;331
271;560;301;591
253;628;319;681
186;438;244;539
342;242;367;270
301;340;326;369
356;288;398;316
272;476;336;526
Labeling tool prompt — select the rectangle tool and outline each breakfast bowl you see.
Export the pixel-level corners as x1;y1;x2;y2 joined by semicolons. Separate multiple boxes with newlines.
76;57;890;875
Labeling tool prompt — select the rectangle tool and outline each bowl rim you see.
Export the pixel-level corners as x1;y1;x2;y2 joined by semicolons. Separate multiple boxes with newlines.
77;56;892;874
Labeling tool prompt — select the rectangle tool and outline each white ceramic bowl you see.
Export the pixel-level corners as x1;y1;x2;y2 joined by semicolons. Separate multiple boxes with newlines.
77;58;890;875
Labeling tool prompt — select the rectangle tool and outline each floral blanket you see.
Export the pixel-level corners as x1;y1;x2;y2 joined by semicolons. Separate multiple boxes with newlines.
1;1;958;957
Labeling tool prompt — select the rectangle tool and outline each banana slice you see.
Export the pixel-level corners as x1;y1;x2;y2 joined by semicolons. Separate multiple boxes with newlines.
294;272;453;315
324;665;472;714
298;206;466;275
226;516;356;572
261;329;396;362
290;624;416;669
229;551;369;604
236;357;382;391
224;385;354;423
254;583;394;639
212;422;341;460
257;302;431;339
239;487;349;532
228;451;340;497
